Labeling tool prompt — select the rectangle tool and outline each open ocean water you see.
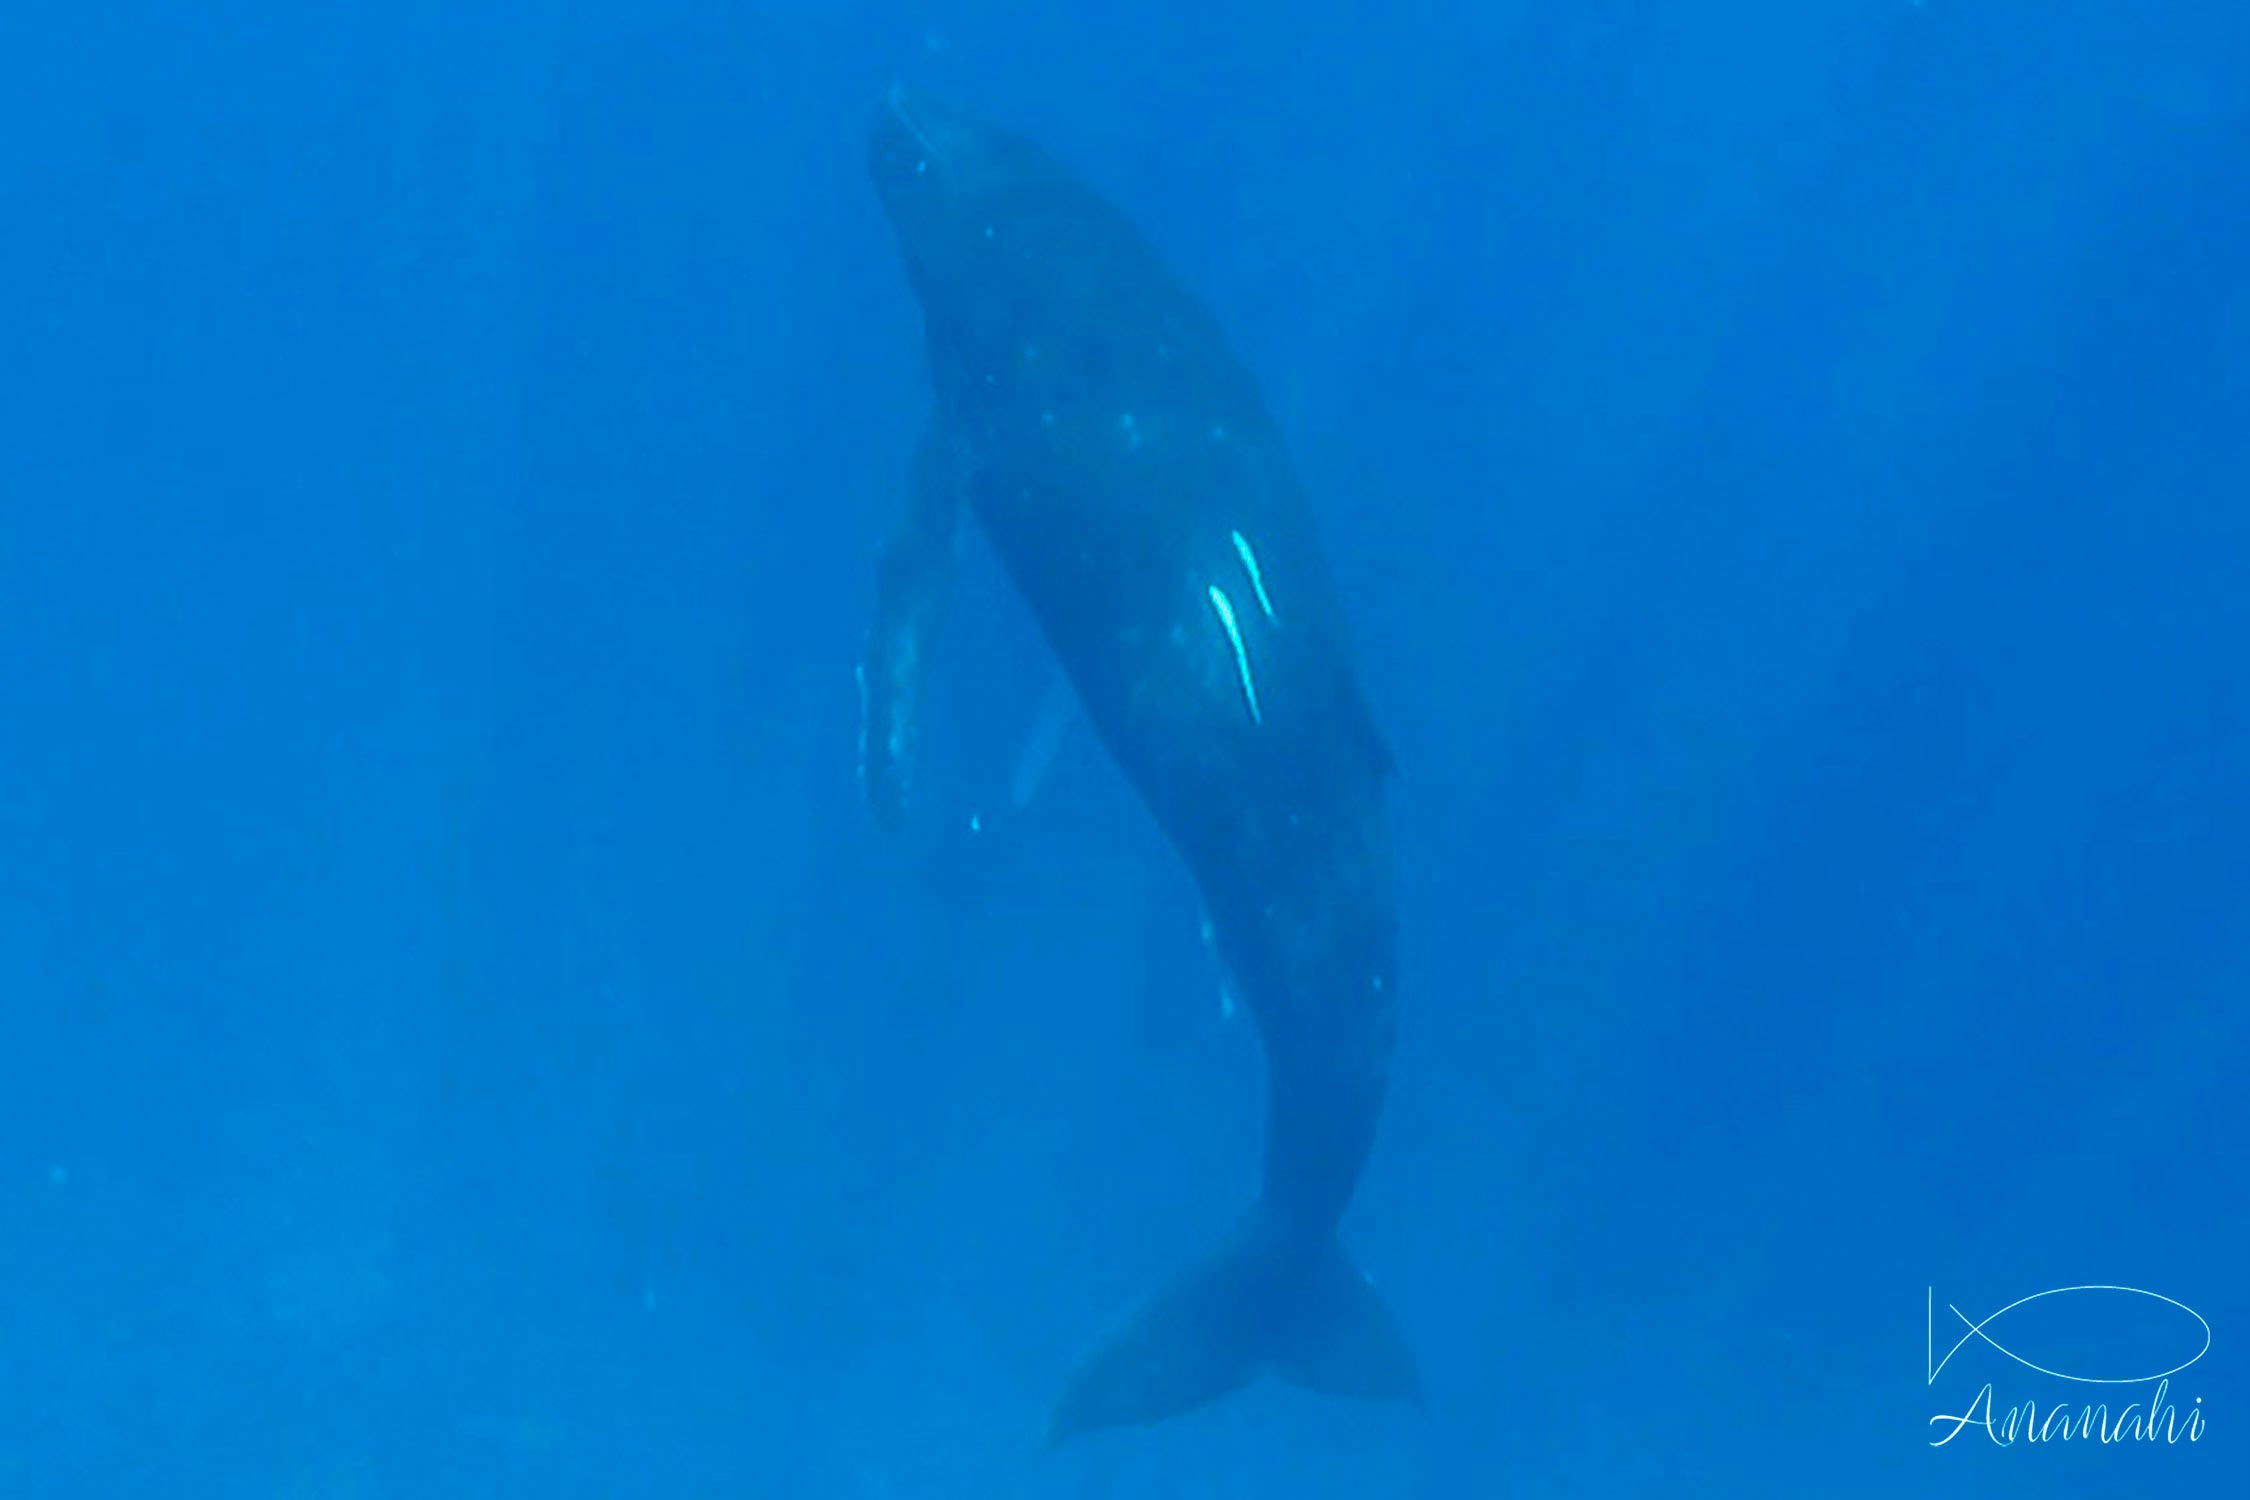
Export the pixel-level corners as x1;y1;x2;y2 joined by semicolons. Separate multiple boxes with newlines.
2;2;2243;1495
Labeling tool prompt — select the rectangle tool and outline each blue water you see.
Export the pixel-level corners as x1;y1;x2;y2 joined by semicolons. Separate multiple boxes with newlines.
3;2;2243;1495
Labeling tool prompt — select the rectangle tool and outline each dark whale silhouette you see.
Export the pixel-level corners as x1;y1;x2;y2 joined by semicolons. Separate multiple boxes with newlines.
861;89;1417;1441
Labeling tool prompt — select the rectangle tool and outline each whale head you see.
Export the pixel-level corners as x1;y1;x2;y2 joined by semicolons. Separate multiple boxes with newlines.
869;89;1088;346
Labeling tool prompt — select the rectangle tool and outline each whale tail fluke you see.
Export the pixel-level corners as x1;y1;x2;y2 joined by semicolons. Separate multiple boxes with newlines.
1048;1221;1419;1443
1269;1240;1421;1403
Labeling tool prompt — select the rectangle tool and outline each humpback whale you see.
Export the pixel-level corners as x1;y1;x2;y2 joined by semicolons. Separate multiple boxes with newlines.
860;89;1417;1440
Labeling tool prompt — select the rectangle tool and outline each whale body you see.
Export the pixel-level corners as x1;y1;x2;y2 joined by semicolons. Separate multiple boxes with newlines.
860;89;1417;1441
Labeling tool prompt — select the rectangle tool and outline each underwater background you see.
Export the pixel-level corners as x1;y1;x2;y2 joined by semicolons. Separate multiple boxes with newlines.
3;1;2243;1495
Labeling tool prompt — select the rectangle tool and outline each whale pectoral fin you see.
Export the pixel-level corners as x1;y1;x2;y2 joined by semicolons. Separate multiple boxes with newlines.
1005;671;1075;814
1270;1239;1422;1403
859;426;967;831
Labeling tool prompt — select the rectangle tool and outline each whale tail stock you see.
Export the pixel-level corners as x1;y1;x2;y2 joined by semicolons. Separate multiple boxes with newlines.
1048;1208;1421;1442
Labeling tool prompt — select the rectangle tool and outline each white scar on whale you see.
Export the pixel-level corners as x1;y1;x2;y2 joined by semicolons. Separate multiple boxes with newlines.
1205;584;1262;725
1230;529;1276;620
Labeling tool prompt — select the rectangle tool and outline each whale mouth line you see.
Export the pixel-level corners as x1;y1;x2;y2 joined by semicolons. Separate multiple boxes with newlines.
885;86;943;169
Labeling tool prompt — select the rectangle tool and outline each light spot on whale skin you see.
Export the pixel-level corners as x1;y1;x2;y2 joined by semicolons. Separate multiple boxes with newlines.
914;159;928;175
1208;422;1228;444
982;224;995;240
1040;410;1055;427
1118;412;1142;451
